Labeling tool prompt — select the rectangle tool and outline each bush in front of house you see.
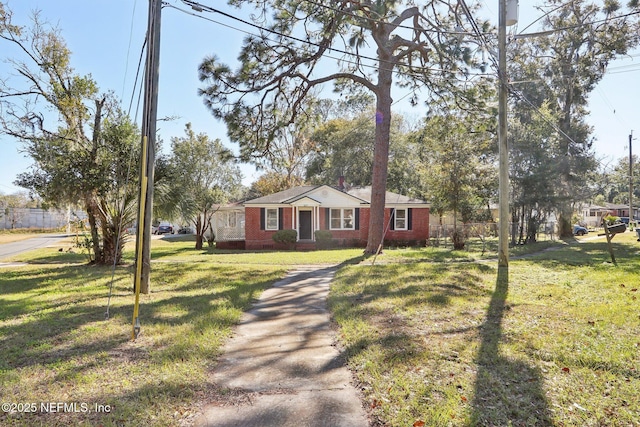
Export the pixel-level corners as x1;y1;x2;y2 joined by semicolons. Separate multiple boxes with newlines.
272;229;297;249
315;230;333;249
384;239;427;248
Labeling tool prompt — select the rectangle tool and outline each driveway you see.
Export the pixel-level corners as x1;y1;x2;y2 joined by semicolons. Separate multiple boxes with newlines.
0;234;70;262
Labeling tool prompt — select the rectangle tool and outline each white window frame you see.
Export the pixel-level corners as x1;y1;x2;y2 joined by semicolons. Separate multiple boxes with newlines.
394;208;408;230
330;208;355;230
265;208;279;231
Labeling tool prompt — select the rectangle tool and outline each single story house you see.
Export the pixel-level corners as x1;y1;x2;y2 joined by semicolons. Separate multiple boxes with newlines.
580;203;639;227
216;185;430;250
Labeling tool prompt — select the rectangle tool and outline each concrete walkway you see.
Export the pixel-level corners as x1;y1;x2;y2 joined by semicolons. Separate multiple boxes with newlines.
194;266;370;427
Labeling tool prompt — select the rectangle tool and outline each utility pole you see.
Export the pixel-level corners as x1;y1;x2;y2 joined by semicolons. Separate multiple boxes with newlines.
497;0;509;268
134;0;161;296
132;0;161;339
630;131;634;229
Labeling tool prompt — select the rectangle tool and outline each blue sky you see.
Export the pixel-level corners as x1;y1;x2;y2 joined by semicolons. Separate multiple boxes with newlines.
1;0;638;195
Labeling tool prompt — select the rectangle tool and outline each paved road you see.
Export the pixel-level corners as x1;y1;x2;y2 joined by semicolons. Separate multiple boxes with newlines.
0;234;70;261
194;266;370;427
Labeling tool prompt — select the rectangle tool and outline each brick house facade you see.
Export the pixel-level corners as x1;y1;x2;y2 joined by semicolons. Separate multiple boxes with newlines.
236;185;430;250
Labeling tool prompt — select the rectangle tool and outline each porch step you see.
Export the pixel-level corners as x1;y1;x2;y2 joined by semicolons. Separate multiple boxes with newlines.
296;241;316;251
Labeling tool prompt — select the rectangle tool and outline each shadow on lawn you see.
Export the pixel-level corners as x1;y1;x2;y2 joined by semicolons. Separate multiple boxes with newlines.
471;267;552;426
0;263;280;371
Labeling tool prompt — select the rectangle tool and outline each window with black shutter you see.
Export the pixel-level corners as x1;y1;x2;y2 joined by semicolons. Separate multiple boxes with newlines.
390;208;396;230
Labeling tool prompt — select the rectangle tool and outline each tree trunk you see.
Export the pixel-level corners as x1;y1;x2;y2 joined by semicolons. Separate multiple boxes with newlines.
510;207;519;247
364;65;393;254
195;214;203;250
84;194;102;264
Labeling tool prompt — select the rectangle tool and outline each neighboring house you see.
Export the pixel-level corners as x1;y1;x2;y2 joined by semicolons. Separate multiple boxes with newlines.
580;204;608;228
223;185;429;250
580;203;639;227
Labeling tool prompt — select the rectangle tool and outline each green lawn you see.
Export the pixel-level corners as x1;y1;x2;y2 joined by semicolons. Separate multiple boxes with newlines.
0;237;364;426
1;232;638;426
4;234;367;266
0;261;287;426
330;232;640;426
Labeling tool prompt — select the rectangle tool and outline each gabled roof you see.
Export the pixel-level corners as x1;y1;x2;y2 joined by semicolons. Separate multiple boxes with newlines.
345;186;428;205
244;186;320;205
244;185;429;206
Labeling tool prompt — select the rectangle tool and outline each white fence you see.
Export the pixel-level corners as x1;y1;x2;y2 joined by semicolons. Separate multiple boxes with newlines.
1;208;85;230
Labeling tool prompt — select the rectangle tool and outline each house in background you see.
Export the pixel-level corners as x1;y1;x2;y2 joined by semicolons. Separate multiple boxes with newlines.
215;185;430;250
580;202;639;227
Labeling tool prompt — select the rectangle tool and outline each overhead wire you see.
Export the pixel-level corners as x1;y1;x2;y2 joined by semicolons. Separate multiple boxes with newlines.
514;8;640;39
299;0;486;37
166;0;497;123
105;5;148;321
121;0;139;102
594;86;630;129
170;1;487;80
170;0;497;168
171;0;634;169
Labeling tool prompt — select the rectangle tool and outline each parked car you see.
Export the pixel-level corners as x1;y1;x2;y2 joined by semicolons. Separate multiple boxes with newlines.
573;224;588;236
127;225;157;235
156;224;174;235
177;226;195;234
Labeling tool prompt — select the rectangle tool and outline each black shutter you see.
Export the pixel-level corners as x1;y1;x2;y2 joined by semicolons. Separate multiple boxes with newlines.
278;208;284;230
408;208;413;230
355;208;360;230
390;208;395;230
325;208;330;229
260;208;265;230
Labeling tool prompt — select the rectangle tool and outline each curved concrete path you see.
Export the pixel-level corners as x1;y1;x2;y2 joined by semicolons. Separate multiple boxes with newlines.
194;266;370;427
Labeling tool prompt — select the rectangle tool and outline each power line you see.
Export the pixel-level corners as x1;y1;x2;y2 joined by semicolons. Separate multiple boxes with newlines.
121;0;139;102
515;8;640;39
166;2;488;82
608;67;640;75
299;0;485;37
177;0;387;67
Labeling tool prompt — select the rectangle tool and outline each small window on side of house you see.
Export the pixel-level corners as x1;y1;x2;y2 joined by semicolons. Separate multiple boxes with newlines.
395;208;407;230
266;208;278;230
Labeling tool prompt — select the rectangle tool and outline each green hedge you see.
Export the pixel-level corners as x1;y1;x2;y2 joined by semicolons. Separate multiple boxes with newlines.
272;229;297;247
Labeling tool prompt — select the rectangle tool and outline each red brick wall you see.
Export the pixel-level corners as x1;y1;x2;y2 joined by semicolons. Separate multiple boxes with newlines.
244;206;429;249
384;207;429;242
245;206;295;250
318;208;367;246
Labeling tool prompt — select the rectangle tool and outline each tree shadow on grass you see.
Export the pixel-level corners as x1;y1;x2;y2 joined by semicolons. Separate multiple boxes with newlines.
471;267;553;426
0;263;282;372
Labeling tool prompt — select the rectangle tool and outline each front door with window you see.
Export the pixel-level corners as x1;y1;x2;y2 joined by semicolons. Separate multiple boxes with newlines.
299;210;312;240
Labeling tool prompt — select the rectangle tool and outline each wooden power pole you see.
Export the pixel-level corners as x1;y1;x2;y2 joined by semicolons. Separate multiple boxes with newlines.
132;0;161;339
629;131;633;229
133;0;161;311
497;0;509;268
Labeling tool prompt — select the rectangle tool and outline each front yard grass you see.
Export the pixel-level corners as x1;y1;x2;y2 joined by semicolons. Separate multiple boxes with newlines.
2;231;638;426
5;234;367;266
0;261;287;426
329;232;640;426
